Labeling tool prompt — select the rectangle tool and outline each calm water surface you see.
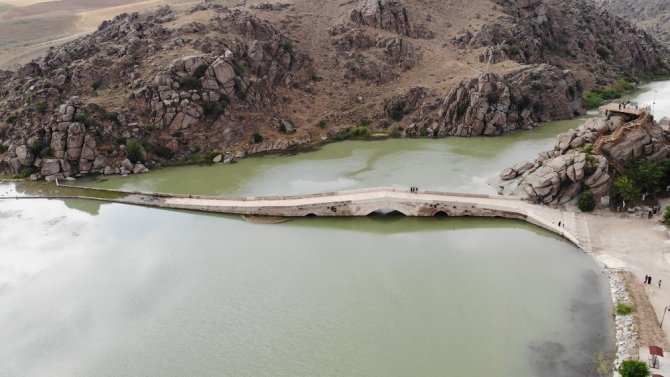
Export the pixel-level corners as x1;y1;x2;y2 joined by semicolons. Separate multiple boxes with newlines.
11;82;670;376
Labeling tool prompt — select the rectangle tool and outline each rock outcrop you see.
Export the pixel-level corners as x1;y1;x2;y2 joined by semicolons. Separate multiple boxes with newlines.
349;0;434;39
438;64;583;136
497;113;670;204
456;0;669;83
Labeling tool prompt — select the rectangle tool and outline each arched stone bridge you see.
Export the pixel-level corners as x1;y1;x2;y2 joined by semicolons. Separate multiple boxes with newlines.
53;185;590;250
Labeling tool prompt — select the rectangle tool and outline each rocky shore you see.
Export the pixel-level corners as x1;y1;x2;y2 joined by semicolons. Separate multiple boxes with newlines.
608;269;639;373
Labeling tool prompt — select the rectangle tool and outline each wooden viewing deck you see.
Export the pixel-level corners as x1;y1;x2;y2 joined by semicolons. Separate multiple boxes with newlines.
599;102;651;117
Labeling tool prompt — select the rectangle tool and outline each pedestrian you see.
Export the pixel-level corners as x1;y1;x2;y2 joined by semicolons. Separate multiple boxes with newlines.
649;276;653;285
649;211;653;219
645;274;649;284
660;280;662;288
558;221;561;227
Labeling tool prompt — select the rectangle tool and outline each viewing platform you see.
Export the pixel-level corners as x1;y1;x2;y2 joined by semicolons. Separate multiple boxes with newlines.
599;102;651;117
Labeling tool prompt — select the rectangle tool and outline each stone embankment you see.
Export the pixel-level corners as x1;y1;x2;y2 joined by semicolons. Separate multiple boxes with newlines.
608;270;638;374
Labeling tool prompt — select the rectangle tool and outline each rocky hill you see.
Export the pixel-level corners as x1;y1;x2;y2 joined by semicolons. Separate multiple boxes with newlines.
0;0;668;180
595;0;670;50
497;112;670;205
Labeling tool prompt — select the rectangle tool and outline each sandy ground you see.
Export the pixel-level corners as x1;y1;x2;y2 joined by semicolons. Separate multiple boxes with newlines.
588;209;670;348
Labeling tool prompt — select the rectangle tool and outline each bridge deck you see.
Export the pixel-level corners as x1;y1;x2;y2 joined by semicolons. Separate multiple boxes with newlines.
35;185;590;250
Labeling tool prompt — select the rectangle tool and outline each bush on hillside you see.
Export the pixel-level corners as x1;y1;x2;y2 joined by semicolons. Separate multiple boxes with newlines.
578;190;596;212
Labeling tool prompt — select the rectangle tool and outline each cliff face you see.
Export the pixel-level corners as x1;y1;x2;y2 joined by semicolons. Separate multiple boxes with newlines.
595;0;670;50
0;0;667;180
457;0;669;84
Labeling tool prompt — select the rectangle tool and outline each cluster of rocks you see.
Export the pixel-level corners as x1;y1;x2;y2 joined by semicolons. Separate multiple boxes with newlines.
438;64;583;137
0;98;150;180
497;112;670;204
609;270;638;371
349;0;434;39
456;0;668;83
331;1;425;84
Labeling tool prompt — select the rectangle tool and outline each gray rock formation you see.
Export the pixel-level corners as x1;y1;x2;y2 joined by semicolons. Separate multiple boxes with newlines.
497;113;670;204
438;64;583;137
349;0;433;39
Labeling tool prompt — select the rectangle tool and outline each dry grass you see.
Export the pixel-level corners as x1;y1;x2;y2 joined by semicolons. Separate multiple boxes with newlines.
624;271;670;349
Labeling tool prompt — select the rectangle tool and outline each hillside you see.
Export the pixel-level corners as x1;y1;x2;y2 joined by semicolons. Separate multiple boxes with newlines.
0;0;668;180
595;0;670;49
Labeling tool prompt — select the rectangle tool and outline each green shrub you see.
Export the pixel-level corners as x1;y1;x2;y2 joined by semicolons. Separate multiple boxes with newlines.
418;127;429;137
618;359;650;377
390;103;405;121
6;115;17;124
332;127;371;141
203;101;225;119
74;113;94;127
205;150;223;162
29;139;51;158
0;144;7;153
178;76;201;90
613;176;641;205
317;119;328;129
578;190;596;212
193;64;208;79
13;167;34;179
616;302;634;315
584;91;604;109
36;102;48;115
145;144;173;159
251;133;263;144
126;138;145;163
282;40;293;53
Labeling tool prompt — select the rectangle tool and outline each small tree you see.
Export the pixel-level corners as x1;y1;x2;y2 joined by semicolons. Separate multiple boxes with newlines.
613;176;641;206
578;190;596;212
251;133;263;144
126;139;145;163
618;359;650;377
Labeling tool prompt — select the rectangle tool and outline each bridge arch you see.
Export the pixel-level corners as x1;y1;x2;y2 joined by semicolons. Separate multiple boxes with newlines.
366;208;408;217
433;210;449;217
304;213;318;217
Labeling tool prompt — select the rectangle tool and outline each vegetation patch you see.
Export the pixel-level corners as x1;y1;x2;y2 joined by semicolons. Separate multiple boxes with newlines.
578;190;596;212
618;359;650;377
13;167;35;179
583;77;637;109
615;302;634;316
251;132;263;144
332;127;371;141
125;138;145;163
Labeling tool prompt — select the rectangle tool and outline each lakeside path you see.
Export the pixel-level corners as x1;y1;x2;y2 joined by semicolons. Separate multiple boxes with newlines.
587;210;670;348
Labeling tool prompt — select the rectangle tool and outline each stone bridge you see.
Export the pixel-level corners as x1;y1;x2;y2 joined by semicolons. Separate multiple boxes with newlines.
46;185;591;250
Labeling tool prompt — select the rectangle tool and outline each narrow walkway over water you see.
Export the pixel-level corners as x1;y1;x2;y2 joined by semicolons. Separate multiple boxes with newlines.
19;185;591;250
